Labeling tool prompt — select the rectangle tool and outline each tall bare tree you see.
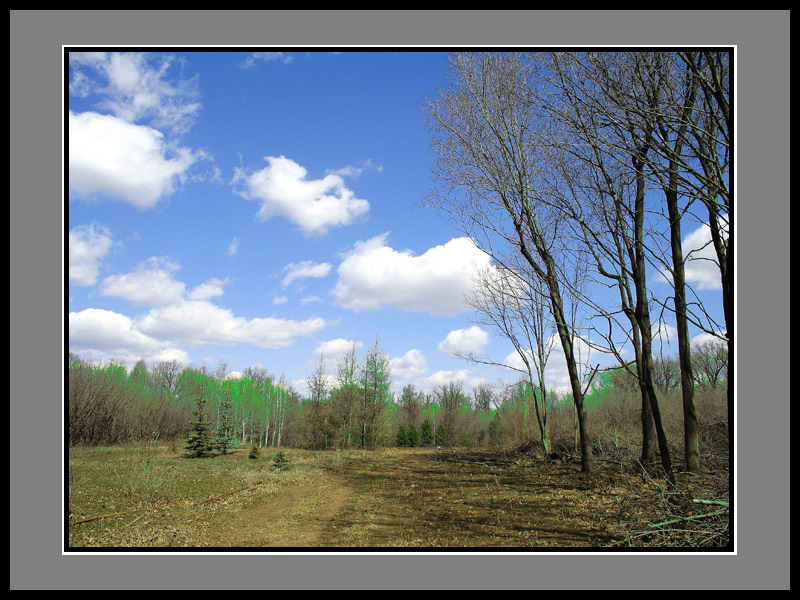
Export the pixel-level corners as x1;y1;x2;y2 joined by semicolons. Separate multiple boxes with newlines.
424;52;595;471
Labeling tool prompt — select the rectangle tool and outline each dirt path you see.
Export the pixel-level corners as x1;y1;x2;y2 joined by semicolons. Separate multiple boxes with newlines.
202;448;630;548
204;469;354;547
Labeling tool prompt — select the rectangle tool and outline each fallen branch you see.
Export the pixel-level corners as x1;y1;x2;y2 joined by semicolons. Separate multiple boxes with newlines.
192;480;270;506
649;509;728;529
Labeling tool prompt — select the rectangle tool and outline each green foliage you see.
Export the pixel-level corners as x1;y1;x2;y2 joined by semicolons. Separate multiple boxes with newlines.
396;425;408;448
488;413;503;448
406;423;419;448
272;450;291;472
421;419;434;446
248;445;260;459
436;424;449;447
458;431;470;448
184;391;214;459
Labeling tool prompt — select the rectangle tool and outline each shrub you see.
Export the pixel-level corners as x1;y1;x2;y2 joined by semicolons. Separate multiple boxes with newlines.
248;445;260;459
421;419;433;446
406;423;419;448
396;425;408;448
272;450;292;472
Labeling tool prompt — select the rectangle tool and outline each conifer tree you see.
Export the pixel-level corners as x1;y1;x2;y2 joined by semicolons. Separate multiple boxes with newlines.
436;423;449;447
421;419;433;446
488;413;503;448
396;424;408;448
406;423;419;448
184;386;214;458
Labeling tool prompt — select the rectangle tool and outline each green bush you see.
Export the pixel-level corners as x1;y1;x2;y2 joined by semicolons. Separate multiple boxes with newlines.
272;450;292;472
396;425;408;447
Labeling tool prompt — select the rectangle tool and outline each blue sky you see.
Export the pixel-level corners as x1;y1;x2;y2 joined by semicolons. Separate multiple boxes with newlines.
67;50;727;397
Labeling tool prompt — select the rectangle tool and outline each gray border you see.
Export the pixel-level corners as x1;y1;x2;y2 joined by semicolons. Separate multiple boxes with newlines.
11;10;788;589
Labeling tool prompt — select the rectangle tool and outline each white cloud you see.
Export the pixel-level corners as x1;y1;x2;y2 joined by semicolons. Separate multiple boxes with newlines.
300;295;322;305
225;371;244;380
282;260;332;288
683;223;727;290
68;308;185;366
227;237;240;257
233;156;370;236
99;257;186;306
187;277;230;301
69;52;201;135
325;159;383;179
69;111;196;209
418;369;472;390
313;339;364;360
502;334;595;393
657;223;728;291
240;52;294;68
272;295;288;305
150;348;191;366
389;349;428;380
332;234;495;316
136;300;327;349
437;326;489;355
69;223;113;286
651;322;678;346
691;331;728;347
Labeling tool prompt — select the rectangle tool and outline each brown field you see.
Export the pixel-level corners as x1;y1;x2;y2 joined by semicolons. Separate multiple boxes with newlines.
67;442;729;548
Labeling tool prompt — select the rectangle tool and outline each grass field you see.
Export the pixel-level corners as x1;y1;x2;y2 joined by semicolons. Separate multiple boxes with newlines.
67;441;729;548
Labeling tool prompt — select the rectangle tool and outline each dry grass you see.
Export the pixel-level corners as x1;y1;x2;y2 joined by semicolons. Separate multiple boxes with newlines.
68;384;730;549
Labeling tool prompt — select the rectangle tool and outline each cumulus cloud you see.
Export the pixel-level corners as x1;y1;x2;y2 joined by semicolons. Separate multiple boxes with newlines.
389;349;428;380
68;308;186;366
135;300;326;349
69;223;113;286
187;277;230;301
417;369;477;390
657;222;728;291
437;326;489;355
332;234;495;316
69;111;196;208
300;296;322;305
233;156;370;236
502;334;595;392
651;321;678;346
272;295;288;305
99;257;186;306
151;348;191;366
313;339;364;360
282;260;332;288
68;52;201;135
691;331;728;347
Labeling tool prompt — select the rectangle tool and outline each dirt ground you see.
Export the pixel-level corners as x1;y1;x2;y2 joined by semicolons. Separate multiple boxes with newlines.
68;445;729;549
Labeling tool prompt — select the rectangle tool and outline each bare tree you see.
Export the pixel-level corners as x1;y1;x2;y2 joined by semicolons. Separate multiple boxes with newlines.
471;382;495;412
692;339;728;391
424;52;595;471
464;261;557;453
306;353;329;449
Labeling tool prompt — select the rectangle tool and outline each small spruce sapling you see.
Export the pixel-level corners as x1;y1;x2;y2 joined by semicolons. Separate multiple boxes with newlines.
272;450;291;472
